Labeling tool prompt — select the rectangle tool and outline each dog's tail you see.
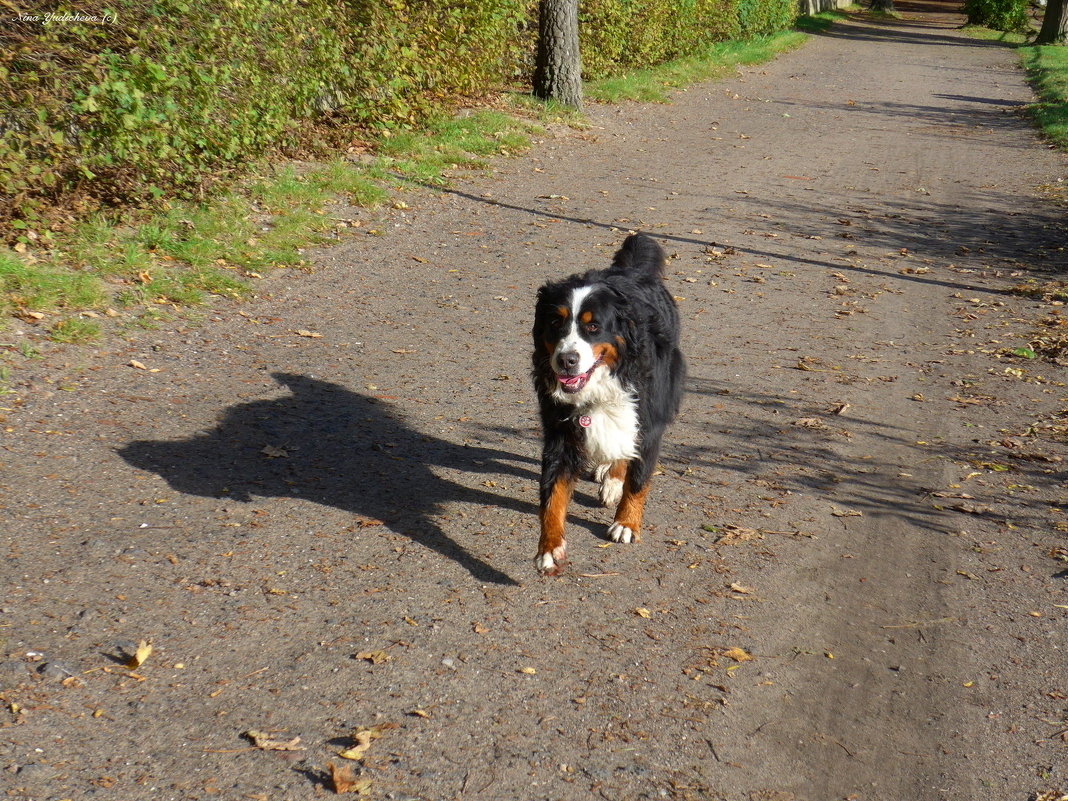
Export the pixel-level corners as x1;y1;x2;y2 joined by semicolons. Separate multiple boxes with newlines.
610;233;666;280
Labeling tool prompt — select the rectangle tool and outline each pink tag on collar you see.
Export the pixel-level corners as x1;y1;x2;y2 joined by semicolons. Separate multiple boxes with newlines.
578;415;592;428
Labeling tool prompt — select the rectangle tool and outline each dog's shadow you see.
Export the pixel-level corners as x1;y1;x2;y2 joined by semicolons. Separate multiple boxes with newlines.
118;372;535;585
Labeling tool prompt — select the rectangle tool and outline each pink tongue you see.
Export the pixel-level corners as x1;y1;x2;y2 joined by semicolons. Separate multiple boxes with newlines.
559;375;583;387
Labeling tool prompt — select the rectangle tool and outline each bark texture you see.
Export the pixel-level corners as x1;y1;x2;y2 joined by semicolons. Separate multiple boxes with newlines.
533;0;583;109
1036;0;1068;43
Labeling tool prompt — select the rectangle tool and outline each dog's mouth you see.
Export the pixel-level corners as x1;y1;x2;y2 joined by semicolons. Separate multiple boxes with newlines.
556;361;601;394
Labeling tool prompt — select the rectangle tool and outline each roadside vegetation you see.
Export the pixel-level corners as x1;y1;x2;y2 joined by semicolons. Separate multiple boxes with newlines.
960;24;1068;151
1;2;837;344
1021;44;1068;150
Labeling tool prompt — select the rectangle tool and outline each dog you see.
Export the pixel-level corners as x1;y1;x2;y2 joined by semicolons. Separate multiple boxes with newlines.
531;233;685;575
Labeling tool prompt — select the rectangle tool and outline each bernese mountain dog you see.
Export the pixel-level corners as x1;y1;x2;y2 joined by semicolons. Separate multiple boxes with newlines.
531;233;685;575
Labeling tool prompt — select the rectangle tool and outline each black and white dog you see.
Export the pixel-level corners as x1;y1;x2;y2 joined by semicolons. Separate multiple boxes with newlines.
531;234;685;575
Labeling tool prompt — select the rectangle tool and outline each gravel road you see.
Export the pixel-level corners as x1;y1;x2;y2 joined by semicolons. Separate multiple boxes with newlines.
2;3;1067;800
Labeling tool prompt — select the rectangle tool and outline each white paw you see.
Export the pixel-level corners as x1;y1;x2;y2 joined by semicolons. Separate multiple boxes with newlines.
599;477;624;508
593;463;611;484
608;522;635;544
534;542;568;576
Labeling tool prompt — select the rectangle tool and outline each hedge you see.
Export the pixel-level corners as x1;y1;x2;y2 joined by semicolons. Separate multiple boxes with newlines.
1;0;796;232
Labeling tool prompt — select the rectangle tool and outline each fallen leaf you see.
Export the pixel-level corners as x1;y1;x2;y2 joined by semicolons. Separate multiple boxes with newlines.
129;360;148;370
245;729;306;751
126;640;152;669
261;444;289;458
294;329;322;338
328;762;371;794
408;709;431;718
949;502;993;516
711;524;764;545
518;666;537;674
634;608;652;619
352;650;391;665
831;508;863;518
729;582;754;594
337;729;376;760
722;647;753;662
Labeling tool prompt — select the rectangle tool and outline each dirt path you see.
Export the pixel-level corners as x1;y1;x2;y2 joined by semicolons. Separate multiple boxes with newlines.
3;5;1067;801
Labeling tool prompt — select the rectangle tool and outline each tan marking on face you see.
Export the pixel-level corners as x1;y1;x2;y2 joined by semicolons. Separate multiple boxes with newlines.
556;305;570;320
592;341;619;369
579;310;594;324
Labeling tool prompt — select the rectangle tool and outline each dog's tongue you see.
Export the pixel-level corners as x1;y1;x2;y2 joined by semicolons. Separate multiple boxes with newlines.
558;374;585;389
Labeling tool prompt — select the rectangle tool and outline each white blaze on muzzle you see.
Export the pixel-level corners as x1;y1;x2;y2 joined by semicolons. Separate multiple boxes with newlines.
552;285;599;379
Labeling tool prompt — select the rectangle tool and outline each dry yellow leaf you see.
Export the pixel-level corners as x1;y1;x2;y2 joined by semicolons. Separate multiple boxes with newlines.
295;329;322;338
635;608;652;618
722;647;753;663
518;666;537;674
245;729;306;751
126;640;152;669
729;582;754;594
353;650;391;665
337;730;375;760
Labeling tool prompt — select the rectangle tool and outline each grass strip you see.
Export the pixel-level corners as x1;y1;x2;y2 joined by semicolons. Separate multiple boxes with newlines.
586;13;847;104
0;110;540;340
1021;44;1068;152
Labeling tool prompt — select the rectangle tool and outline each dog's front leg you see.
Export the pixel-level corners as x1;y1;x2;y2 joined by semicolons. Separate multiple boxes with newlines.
535;461;576;576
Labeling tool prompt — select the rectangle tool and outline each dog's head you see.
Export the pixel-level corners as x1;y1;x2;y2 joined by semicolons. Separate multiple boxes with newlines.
532;278;630;400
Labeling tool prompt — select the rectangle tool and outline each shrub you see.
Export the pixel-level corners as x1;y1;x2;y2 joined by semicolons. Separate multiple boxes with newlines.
963;0;1031;32
1;0;795;235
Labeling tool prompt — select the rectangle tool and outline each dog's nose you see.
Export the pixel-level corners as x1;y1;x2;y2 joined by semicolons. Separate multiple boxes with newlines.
558;351;580;372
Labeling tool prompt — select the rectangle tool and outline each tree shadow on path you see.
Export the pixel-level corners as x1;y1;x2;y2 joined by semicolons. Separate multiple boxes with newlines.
118;372;532;586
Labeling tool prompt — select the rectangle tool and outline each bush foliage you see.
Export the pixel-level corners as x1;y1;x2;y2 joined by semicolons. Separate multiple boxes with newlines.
2;0;796;233
963;0;1031;32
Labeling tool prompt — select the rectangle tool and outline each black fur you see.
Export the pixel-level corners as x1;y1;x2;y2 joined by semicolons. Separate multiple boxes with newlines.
531;233;686;521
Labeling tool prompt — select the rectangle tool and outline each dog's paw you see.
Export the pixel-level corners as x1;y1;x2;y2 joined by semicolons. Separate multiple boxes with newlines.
607;522;639;544
534;542;568;576
598;476;624;507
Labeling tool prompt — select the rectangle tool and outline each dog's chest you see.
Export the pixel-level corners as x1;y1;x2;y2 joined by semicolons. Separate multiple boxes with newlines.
577;377;639;465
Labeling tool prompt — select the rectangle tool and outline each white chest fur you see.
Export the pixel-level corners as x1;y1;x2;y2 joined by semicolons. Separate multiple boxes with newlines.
572;372;640;466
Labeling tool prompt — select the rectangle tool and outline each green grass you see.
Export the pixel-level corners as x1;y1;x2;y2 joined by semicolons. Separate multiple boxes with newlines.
959;23;1028;43
48;317;101;343
1021;44;1068;151
1;109;538;331
585;14;847;104
0;249;106;317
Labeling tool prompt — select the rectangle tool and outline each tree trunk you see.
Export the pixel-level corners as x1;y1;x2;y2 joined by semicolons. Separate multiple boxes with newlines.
533;0;583;110
870;0;895;11
1036;0;1068;43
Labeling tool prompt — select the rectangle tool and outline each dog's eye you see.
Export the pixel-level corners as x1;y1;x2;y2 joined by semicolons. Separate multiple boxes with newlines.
584;322;599;334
